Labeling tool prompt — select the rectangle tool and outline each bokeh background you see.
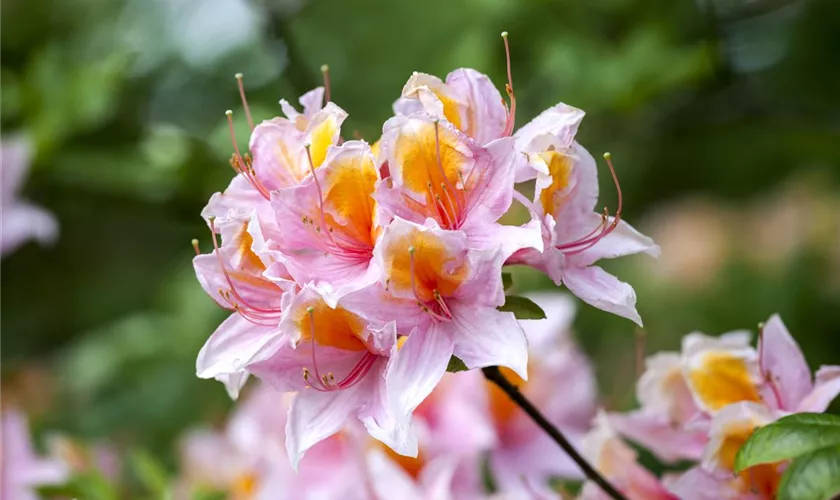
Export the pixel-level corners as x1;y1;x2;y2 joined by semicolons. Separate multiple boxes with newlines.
2;0;839;491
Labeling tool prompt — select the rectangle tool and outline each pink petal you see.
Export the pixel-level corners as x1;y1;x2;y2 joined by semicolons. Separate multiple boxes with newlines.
796;365;840;412
366;449;423;500
758;314;813;411
1;202;58;256
445;68;507;144
568;218;660;267
285;366;378;468
385;323;455;428
513;103;585;182
450;303;529;380
562;265;643;326
608;410;707;463
195;314;281;395
665;466;759;500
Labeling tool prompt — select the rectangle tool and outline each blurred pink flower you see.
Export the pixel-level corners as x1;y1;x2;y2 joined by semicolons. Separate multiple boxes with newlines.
1;410;69;500
176;383;371;500
485;293;597;495
1;135;58;257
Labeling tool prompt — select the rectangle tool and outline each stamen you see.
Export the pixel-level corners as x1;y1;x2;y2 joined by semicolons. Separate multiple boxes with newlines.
501;32;517;137
306;306;330;391
206;217;280;323
321;64;331;104
433;120;462;222
556;152;625;255
235;73;254;131
432;289;454;319
408;246;421;303
191;238;201;256
226;110;270;199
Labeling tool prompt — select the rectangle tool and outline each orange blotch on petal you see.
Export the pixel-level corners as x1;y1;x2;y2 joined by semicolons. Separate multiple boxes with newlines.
394;122;468;228
538;151;574;215
384;230;468;302
309;117;338;168
297;299;368;352
323;154;379;247
687;353;761;411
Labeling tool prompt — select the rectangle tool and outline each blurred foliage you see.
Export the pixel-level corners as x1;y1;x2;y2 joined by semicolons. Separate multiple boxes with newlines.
2;0;839;486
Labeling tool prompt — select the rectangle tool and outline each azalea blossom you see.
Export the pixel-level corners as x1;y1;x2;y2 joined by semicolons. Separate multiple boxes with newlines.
271;140;382;296
193;53;656;470
390;40;657;324
611;314;840;469
374;112;541;260
1;135;58;257
1;410;70;500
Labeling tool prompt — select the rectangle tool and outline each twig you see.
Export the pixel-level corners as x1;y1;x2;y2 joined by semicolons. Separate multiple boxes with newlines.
482;366;628;500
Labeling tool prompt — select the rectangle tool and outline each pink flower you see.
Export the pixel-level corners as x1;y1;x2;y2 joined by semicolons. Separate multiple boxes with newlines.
1;410;69;500
665;402;778;500
213;283;414;468
508;111;659;325
270;140;382;296
339;217;529;458
374;113;542;260
176;384;371;500
612;315;840;467
365;371;495;499
485;293;597;495
1;135;58;257
394;69;508;145
391;63;656;324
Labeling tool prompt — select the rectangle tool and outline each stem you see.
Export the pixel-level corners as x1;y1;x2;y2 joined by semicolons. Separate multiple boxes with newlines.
481;366;628;500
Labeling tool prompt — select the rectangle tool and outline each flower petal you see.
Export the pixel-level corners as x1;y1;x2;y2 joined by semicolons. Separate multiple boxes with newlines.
562;265;643;326
445;68;507;144
450;303;529;380
757;314;813;411
796;365;840;412
608;410;707;463
195;314;280;390
513;103;585;182
285;371;375;469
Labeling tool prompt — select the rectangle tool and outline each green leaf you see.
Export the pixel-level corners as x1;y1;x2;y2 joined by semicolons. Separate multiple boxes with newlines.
778;445;840;500
130;449;170;496
37;472;118;500
735;413;840;473
502;272;514;291
446;355;468;373
498;295;546;320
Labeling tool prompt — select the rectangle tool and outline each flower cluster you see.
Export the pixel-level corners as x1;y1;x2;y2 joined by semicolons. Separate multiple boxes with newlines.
193;35;657;467
180;293;595;499
587;314;840;500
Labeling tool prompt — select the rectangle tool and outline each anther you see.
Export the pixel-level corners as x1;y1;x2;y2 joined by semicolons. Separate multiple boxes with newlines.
234;73;254;131
191;238;200;255
321;64;331;104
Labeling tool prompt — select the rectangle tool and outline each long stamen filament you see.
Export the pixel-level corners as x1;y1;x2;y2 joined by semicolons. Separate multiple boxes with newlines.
191;238;200;256
227;110;270;199
235;73;254;131
557;153;624;255
207;217;280;318
433;121;462;219
304;144;357;254
306;306;330;391
501;32;517;137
